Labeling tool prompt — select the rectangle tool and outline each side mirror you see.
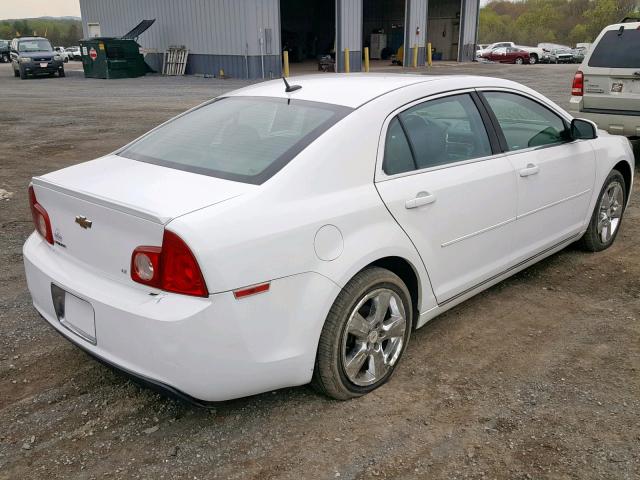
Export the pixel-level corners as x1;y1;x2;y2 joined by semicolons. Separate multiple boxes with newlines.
571;118;597;140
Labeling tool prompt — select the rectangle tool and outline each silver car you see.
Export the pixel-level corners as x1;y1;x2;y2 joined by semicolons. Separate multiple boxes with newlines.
569;21;640;137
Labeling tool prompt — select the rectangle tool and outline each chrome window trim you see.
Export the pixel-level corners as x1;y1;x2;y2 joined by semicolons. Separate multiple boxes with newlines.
375;88;503;183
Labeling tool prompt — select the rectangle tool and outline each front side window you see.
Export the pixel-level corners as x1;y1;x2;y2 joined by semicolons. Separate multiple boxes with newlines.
482;92;568;151
119;97;351;184
18;39;52;52
382;93;492;174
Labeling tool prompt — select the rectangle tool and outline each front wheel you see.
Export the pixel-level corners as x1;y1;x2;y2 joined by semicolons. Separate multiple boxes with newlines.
312;267;412;400
578;169;626;252
515;57;524;64
19;68;27;79
529;54;538;65
58;68;65;77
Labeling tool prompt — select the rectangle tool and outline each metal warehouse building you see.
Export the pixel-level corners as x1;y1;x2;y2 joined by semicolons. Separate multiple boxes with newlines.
79;0;480;79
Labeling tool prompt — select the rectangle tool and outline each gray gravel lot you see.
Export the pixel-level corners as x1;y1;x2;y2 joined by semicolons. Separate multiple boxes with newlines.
0;62;639;479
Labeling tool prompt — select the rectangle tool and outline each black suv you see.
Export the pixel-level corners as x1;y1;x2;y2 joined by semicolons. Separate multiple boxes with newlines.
10;37;65;79
0;40;9;63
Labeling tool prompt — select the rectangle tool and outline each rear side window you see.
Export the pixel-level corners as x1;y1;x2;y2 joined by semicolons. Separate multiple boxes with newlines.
119;97;351;184
383;118;415;175
589;29;640;68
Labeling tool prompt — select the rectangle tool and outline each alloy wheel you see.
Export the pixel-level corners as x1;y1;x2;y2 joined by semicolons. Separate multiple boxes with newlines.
342;288;407;386
597;181;624;243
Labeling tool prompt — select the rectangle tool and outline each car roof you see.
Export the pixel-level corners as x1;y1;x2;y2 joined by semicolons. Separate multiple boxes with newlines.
18;37;47;41
603;21;640;29
225;74;524;108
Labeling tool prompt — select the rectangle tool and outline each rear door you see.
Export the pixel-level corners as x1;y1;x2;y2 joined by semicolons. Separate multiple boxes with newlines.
375;92;518;304
582;26;640;113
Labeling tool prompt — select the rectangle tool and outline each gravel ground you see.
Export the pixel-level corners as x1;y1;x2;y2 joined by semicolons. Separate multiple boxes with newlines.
1;62;639;480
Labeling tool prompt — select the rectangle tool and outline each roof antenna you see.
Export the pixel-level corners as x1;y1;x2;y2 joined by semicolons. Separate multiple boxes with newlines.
282;76;302;93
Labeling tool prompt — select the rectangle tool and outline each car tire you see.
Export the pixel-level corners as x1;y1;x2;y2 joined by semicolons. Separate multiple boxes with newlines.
515;57;524;64
19;68;27;79
13;67;20;77
64;57;69;63
311;267;412;400
58;68;66;77
529;54;537;65
578;169;627;252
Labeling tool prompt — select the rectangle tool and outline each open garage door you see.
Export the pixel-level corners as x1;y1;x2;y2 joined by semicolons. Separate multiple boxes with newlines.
280;0;336;75
427;0;460;61
363;0;406;68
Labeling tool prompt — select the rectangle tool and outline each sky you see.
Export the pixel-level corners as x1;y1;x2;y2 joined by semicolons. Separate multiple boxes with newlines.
1;0;81;20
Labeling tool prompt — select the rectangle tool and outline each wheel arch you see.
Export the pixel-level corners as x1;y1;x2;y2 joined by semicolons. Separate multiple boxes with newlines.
357;256;423;329
613;160;633;204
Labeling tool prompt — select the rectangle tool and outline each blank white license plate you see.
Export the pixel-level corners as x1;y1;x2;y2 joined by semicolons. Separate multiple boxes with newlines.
58;290;96;344
40;62;48;68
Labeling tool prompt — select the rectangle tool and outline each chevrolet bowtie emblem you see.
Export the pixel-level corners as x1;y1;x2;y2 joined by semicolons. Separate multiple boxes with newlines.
75;215;92;229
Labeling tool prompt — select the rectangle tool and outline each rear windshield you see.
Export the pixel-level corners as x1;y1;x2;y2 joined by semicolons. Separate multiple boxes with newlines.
588;29;640;68
119;97;351;184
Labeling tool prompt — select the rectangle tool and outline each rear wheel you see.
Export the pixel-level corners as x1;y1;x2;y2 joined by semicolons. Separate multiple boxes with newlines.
13;66;19;77
19;67;27;79
529;54;538;64
515;57;524;64
312;267;412;400
578;169;626;252
58;68;66;77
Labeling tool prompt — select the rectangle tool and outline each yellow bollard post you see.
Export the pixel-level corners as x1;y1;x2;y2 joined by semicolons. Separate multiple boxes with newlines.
412;44;418;68
427;42;432;67
283;50;290;77
344;48;350;73
364;46;370;72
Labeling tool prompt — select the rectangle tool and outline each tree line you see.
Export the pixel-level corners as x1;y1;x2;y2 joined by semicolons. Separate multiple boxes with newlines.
479;0;638;46
0;18;83;47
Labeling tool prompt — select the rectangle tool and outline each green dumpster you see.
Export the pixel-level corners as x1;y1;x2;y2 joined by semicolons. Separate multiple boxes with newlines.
80;19;155;79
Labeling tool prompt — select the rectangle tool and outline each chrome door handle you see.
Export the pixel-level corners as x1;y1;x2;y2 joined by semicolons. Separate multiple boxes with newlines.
405;191;436;209
519;163;540;177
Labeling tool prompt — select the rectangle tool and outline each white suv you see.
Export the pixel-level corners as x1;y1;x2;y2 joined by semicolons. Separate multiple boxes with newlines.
569;21;640;137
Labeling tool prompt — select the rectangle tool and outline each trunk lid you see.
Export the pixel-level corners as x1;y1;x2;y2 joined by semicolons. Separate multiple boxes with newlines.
32;154;254;285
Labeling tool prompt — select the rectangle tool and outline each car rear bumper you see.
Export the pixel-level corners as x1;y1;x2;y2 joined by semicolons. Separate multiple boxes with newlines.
23;233;339;402
569;97;640;137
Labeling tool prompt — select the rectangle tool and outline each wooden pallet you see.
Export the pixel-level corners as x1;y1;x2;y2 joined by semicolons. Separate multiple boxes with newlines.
162;46;189;76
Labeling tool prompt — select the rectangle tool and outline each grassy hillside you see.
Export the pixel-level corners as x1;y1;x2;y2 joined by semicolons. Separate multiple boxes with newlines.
479;0;638;46
0;17;82;47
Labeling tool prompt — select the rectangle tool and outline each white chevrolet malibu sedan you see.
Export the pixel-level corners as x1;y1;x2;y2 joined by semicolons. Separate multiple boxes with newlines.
24;74;634;403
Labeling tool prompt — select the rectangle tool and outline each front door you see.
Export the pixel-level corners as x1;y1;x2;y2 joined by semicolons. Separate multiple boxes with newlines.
375;92;518;303
480;91;596;262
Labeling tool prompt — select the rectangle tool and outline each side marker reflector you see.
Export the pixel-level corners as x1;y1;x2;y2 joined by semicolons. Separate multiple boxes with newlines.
233;282;270;299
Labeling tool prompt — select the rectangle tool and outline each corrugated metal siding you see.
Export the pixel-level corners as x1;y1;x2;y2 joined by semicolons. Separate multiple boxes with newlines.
404;0;427;66
336;0;362;72
338;0;362;50
458;0;479;61
79;0;278;56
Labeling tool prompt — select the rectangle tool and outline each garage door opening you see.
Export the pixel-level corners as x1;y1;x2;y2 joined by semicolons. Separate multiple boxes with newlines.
362;0;405;68
427;0;461;61
280;0;336;75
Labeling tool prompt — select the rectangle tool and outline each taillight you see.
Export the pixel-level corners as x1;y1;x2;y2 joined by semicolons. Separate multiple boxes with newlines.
28;185;53;244
571;70;584;96
131;230;208;297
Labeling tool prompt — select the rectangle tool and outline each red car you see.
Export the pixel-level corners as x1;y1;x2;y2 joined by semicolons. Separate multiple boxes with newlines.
481;47;530;64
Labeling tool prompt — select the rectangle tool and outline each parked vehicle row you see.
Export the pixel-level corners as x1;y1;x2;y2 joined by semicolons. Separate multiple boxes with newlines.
477;41;590;65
